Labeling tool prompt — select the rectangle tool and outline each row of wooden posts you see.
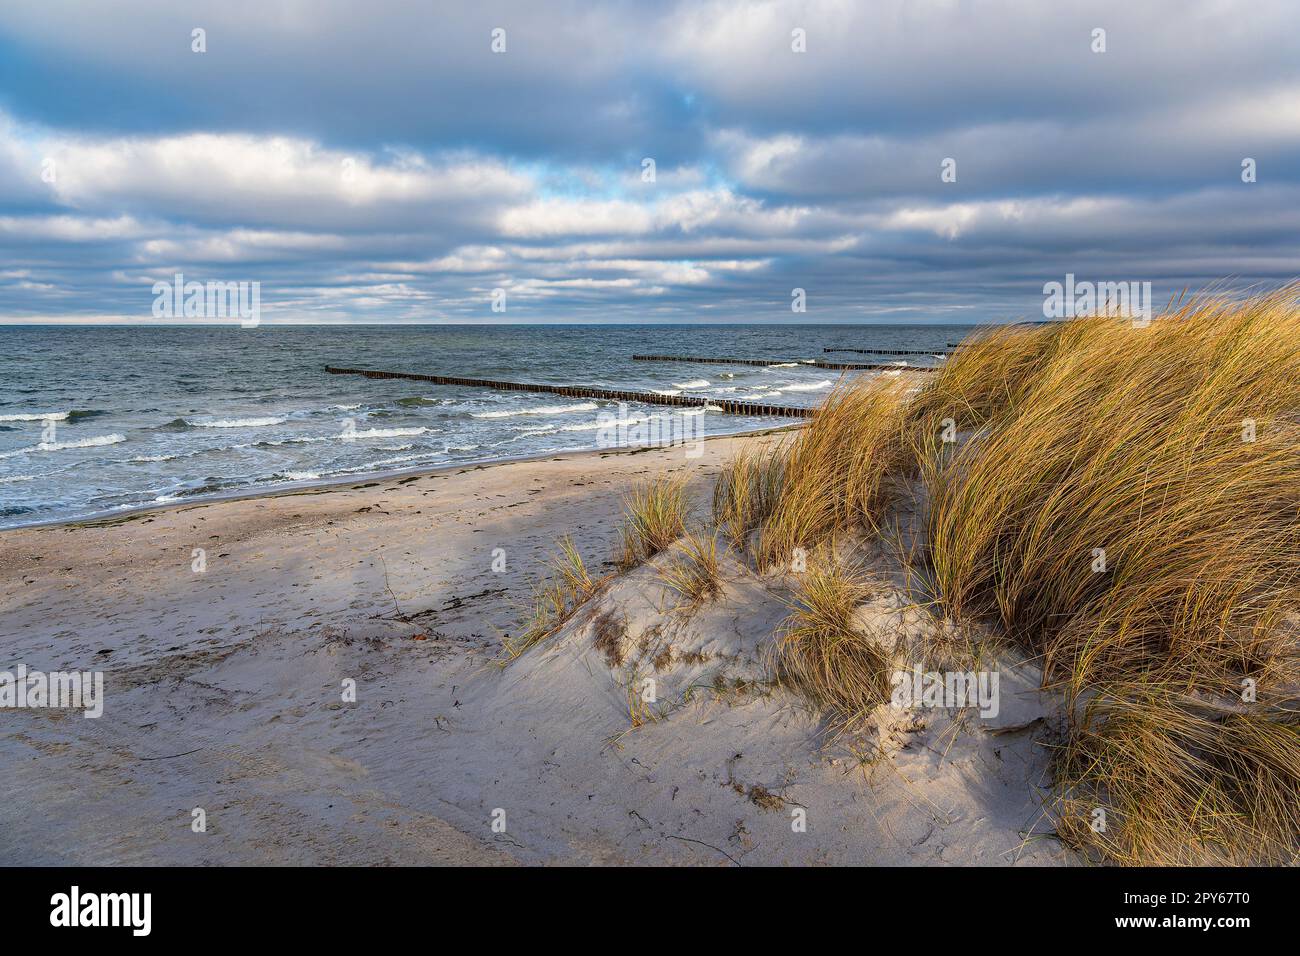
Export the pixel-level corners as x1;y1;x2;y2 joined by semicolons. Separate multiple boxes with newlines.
822;347;949;357
324;366;816;418
630;354;936;371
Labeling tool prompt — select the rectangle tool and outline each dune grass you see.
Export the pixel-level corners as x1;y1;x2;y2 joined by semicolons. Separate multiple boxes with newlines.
617;475;689;565
659;530;723;610
911;288;1300;863
771;555;893;730
920;292;1300;696
755;376;912;571
503;536;601;659
506;287;1299;864
711;446;785;550
1055;685;1300;865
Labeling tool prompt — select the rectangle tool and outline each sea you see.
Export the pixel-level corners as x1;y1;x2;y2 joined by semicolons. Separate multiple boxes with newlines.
0;324;969;529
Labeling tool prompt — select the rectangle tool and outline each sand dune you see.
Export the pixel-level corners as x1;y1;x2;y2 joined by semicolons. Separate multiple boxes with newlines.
0;432;1067;865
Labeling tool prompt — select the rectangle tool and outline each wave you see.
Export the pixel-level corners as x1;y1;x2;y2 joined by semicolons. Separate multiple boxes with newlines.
152;480;240;503
472;402;598;419
343;451;438;471
780;380;833;392
330;403;362;411
553;414;652;433
1;433;127;458
672;379;710;389
348;426;429;439
650;389;682;396
0;411;68;422
130;453;181;463
276;470;321;482
251;435;335;447
765;363;800;369
194;416;287;428
0;474;36;483
44;433;128;451
395;397;440;408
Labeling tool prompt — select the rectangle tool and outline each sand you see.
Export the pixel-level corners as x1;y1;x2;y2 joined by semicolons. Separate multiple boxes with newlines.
0;432;1072;865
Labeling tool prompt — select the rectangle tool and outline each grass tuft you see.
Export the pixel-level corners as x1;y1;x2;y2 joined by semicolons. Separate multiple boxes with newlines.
711;446;784;550
771;555;893;730
618;475;689;563
659;531;723;610
503;536;600;659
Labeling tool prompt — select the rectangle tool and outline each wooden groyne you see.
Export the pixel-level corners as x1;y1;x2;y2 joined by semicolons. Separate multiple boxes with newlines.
822;347;948;357
630;354;934;372
324;366;814;418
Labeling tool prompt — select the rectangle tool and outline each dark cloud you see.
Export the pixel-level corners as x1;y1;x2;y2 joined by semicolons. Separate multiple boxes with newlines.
0;0;1296;324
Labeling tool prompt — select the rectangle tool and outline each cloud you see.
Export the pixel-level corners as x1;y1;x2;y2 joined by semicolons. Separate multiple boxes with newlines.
0;0;1297;323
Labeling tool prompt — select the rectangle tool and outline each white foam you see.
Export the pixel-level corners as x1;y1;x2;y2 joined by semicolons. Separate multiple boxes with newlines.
279;471;320;481
672;379;710;389
557;414;652;432
195;417;286;428
472;402;598;419
347;452;432;470
0;411;68;422
8;433;127;456
348;426;429;439
781;380;833;392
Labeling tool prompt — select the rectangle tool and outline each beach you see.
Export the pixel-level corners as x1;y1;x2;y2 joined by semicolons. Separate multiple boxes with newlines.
0;430;1065;866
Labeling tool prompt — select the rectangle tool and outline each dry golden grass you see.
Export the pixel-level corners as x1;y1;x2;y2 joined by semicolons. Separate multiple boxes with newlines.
1054;685;1300;865
503;536;601;659
755;376;911;571
711;446;784;550
910;287;1300;864
618;475;689;563
922;290;1300;696
911;321;1070;434
770;555;893;730
659;530;723;610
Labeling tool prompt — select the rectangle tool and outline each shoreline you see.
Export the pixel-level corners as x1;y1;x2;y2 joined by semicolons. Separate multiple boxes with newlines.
3;421;803;534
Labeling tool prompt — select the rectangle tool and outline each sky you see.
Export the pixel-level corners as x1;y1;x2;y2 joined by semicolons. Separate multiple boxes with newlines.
0;0;1297;325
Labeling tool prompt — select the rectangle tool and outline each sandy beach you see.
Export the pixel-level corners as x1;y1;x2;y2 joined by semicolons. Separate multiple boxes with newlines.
0;431;1067;866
